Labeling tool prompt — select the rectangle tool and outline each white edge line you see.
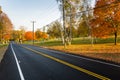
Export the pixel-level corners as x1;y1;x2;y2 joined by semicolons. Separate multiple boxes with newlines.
11;43;25;80
43;48;120;68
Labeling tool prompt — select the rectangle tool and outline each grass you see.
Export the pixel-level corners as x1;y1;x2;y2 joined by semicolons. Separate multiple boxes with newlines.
47;44;120;63
24;37;120;64
38;40;63;46
24;40;63;46
72;37;120;44
24;37;120;46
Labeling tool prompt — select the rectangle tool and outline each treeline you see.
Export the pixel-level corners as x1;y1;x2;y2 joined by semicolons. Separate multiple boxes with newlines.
12;28;48;43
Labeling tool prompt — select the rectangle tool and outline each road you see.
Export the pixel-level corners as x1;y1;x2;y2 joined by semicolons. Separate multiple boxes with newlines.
0;42;120;80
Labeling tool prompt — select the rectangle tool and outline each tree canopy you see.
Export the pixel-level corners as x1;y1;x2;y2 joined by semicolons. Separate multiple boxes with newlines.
0;6;13;43
90;0;120;45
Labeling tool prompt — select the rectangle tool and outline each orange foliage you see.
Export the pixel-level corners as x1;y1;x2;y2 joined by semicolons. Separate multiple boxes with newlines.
35;29;48;40
42;32;48;39
90;0;120;38
3;34;11;40
0;10;13;41
24;31;36;40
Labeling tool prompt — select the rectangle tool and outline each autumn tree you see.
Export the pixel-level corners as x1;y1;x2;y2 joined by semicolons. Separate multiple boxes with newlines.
12;26;26;43
12;30;22;41
24;31;36;41
0;6;13;43
35;29;43;40
42;32;48;39
19;26;26;41
35;29;48;40
91;0;120;45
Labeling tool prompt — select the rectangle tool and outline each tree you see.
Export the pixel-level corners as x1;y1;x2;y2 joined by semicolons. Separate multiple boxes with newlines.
35;29;43;40
42;32;48;39
77;20;89;37
12;30;21;41
0;6;13;43
57;0;95;45
91;0;120;45
12;27;26;43
35;29;48;40
24;31;36;40
57;0;79;45
47;21;63;39
80;0;94;37
19;26;26;41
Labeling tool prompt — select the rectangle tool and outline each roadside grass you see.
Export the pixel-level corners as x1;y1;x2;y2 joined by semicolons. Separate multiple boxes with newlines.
72;37;120;44
24;37;120;46
23;41;34;45
37;40;63;46
24;37;120;63
24;40;63;46
47;44;120;63
0;44;8;61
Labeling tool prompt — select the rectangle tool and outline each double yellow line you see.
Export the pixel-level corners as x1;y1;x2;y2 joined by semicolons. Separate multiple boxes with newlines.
22;46;111;80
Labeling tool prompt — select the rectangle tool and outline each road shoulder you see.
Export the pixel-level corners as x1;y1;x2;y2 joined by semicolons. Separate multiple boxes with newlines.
0;45;8;62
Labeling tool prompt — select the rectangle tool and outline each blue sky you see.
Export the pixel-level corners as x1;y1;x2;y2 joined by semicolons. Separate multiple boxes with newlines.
0;0;61;31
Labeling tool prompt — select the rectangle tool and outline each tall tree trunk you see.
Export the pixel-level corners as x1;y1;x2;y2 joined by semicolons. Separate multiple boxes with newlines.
114;32;117;45
61;31;65;44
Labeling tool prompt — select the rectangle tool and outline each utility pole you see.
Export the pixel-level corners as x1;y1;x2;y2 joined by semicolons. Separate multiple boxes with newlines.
43;26;45;42
31;21;36;45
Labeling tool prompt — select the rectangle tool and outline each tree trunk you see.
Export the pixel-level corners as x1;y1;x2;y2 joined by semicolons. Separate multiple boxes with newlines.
61;33;65;44
114;32;117;45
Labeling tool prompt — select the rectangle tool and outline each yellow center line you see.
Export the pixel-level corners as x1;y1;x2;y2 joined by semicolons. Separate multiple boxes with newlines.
22;46;111;80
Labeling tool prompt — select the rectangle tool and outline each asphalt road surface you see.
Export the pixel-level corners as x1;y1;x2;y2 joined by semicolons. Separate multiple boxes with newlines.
0;42;120;80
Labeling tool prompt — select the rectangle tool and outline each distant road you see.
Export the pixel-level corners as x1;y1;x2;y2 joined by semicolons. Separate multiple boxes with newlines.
0;42;120;80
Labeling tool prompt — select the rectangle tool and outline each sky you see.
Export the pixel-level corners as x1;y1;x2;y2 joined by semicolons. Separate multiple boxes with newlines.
0;0;61;31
